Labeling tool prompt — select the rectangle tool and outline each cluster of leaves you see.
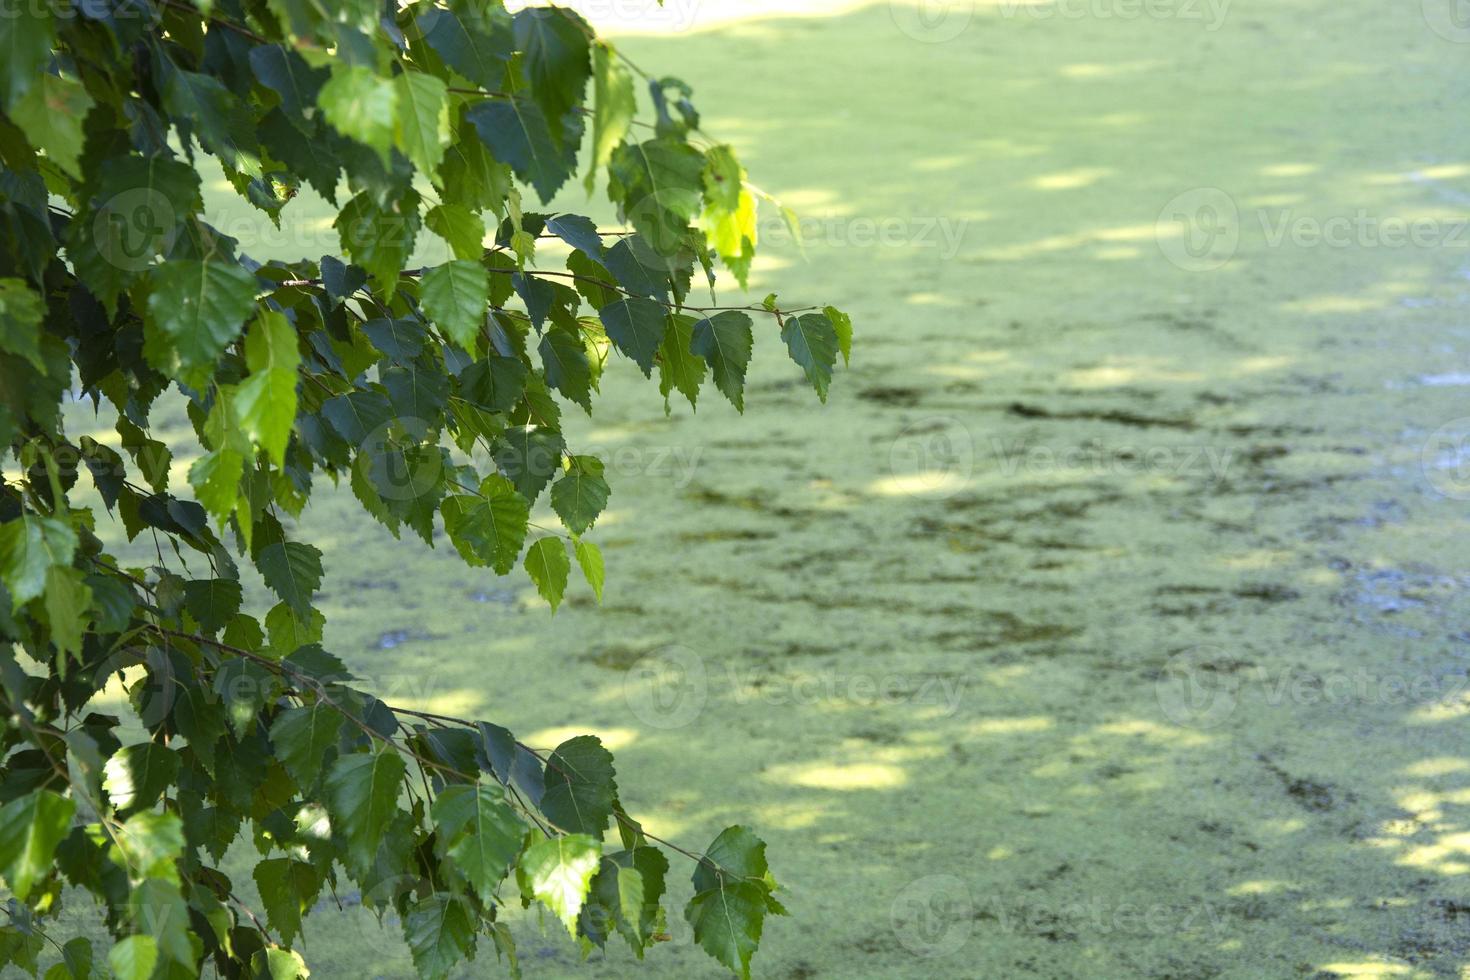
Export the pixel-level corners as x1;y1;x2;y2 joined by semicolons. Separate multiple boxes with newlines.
0;0;849;976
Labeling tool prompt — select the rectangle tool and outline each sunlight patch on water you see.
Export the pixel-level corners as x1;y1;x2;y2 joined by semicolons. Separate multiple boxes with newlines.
1403;758;1470;777
1227;879;1292;895
1316;961;1413;976
867;472;970;498
765;761;907;791
523;725;639;752
1028;167;1113;191
968;716;1054;736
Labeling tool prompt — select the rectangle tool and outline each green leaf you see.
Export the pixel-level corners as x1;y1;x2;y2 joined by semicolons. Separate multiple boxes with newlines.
321;388;394;444
335;190;421;300
523;536;570;612
824;305;853;366
604;846;668;950
213;655;280;740
574;537;604;603
130;877;193;967
540;735;618;836
82;153;203;302
425;204;486;261
161;66;258;176
538;327;593;412
43;565;93;660
658;313;705;410
249;45;328;128
419;260;489;350
459;355;528;414
545;214;604;258
253;858;321;947
234;311;301;465
609;139;705;252
143;260;259;389
404;894;477;980
513;7;591;131
439;474;529;575
318;65;397;161
182;578;242;634
466;97;571;204
599;297;667;377
0;278;45;371
517;834;601;937
324;748;406;873
114;811;184;881
585;43;635;194
52;937;92;980
0;1;55;111
256;541;323;618
270;702;343;789
686;879;769;979
417;5;513;90
253;947;309;980
780;312;839;402
102;743;179;813
686;825;783;978
616;865;646;941
106;937;157;980
394;70;449;181
9;74;92;179
493;425;565;501
0;515;78;610
189;448;245;522
0;790;75;900
551;458;610;535
430;783;524;905
690;311;753;412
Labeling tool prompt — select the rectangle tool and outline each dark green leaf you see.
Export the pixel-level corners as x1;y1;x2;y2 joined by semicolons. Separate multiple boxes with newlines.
142;260;259;389
540;734;617;835
691;311;753;412
256;541;323;617
325;749;407;873
599;297;666;377
780;312;839;402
